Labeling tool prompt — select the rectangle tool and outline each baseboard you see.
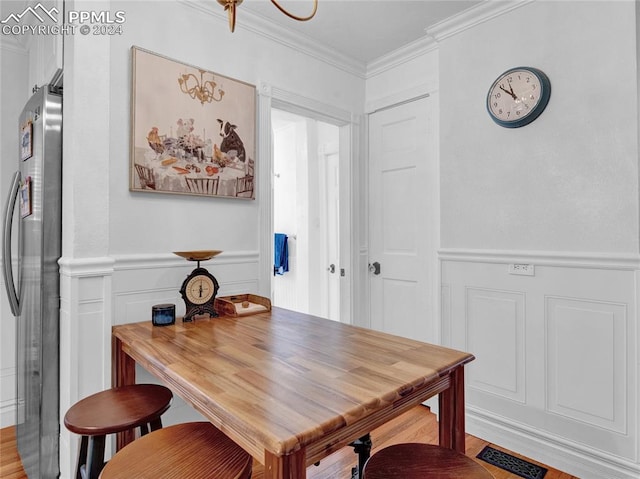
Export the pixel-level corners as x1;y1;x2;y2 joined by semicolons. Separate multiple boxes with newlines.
467;407;640;479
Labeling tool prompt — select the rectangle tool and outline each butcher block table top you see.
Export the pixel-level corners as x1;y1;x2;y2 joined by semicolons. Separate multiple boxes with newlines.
112;307;474;479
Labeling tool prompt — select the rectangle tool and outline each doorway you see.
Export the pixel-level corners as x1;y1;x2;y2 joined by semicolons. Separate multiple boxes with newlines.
271;109;341;321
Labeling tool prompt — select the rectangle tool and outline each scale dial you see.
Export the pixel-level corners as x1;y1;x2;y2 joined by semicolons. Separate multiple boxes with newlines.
179;267;219;321
185;274;215;305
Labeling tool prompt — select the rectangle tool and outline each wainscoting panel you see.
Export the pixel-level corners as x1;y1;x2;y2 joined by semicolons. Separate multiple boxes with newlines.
0;367;15;428
0;262;17;427
440;250;639;479
466;288;525;403
546;296;626;433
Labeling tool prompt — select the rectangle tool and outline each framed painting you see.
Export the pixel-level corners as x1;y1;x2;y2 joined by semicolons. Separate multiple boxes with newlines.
130;47;256;199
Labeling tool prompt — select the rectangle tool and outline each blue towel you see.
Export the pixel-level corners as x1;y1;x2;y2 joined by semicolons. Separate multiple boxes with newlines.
274;233;289;275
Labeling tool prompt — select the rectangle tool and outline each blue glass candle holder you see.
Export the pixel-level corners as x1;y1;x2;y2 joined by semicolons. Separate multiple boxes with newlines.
152;304;175;326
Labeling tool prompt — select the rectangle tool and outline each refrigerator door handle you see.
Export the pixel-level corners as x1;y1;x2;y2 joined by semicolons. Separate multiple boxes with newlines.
3;170;21;316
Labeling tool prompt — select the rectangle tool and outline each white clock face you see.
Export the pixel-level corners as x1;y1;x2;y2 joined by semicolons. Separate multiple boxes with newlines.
185;275;215;305
487;69;546;125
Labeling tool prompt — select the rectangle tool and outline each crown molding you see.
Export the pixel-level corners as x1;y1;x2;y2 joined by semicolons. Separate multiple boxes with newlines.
366;35;438;78
178;1;535;81
426;0;535;42
367;0;534;77
178;0;366;79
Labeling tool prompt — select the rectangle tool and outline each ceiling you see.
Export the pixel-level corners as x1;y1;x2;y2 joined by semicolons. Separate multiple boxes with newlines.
238;0;483;64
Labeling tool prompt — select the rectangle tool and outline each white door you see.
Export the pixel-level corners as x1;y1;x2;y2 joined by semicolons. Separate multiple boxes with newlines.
368;96;438;343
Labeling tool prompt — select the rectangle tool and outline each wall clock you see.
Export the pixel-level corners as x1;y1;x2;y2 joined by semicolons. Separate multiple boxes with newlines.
486;67;551;128
174;250;221;322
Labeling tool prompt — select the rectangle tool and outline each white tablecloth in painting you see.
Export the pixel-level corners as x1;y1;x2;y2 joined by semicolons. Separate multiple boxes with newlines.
134;148;249;197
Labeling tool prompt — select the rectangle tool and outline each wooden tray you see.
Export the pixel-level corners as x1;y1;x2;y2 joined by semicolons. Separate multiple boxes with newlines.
214;294;271;317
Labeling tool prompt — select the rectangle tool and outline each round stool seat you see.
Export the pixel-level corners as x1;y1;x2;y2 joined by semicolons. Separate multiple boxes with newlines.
64;384;173;435
99;422;253;479
363;443;494;479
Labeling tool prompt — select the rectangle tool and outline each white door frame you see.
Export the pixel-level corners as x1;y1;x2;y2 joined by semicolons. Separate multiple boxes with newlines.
257;82;360;324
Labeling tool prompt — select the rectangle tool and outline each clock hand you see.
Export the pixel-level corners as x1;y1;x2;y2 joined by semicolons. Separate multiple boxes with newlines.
198;283;203;297
499;84;518;101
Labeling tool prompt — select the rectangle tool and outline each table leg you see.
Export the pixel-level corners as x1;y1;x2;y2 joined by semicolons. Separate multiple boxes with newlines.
438;366;466;453
111;335;136;450
263;449;306;479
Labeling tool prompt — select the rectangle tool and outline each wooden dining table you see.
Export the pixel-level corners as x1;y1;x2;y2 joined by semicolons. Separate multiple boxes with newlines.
112;307;475;479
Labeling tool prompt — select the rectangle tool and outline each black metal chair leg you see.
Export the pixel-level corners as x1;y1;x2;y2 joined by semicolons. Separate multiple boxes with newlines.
349;433;372;479
85;434;106;479
75;435;88;479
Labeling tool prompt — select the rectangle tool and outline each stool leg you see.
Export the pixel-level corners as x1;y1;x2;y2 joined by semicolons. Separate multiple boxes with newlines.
139;423;149;436
149;417;163;432
85;435;106;479
349;433;372;479
75;436;88;479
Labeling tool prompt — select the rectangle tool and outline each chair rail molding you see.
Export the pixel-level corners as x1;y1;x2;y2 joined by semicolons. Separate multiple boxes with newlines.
58;256;116;277
439;248;640;270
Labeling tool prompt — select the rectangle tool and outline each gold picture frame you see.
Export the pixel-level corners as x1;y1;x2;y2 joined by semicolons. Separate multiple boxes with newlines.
130;47;256;199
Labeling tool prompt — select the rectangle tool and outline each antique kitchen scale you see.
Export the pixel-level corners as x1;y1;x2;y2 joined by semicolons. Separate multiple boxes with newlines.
174;250;221;321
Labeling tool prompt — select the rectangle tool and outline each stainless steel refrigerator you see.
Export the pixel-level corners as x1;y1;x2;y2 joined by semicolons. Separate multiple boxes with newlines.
2;84;62;478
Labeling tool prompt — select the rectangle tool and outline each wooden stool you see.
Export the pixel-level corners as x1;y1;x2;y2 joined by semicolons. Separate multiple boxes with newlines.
362;443;494;478
98;421;253;479
64;384;173;479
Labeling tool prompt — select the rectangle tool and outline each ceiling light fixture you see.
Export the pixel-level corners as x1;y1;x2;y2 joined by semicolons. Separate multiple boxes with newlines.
216;0;318;32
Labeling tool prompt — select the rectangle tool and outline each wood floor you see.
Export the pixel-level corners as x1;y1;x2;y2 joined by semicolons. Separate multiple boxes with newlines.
1;406;578;479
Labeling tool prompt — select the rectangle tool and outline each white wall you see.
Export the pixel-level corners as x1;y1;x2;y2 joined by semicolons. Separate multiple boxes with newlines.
434;2;639;478
439;1;639;253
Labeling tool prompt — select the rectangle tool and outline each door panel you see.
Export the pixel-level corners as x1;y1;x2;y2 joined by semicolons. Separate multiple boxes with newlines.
369;96;436;343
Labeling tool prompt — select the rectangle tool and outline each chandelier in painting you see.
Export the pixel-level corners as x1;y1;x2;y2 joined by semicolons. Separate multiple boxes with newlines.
178;69;225;105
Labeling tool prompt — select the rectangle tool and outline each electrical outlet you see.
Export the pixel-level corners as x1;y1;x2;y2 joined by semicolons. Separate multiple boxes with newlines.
508;263;535;276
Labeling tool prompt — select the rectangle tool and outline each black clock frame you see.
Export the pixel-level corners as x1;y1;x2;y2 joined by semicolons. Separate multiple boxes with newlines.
179;266;219;322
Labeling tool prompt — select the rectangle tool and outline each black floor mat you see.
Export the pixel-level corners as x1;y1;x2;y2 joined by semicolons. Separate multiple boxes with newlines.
477;445;547;479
